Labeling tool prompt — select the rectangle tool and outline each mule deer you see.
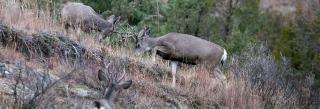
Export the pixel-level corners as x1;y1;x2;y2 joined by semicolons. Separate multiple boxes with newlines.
87;68;132;109
136;27;227;87
61;2;120;40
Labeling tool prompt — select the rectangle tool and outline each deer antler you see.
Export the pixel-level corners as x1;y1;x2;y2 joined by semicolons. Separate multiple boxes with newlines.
116;68;126;83
98;61;128;86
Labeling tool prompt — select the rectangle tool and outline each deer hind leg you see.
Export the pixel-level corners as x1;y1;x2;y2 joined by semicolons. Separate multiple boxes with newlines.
64;22;75;33
64;23;70;31
171;61;178;87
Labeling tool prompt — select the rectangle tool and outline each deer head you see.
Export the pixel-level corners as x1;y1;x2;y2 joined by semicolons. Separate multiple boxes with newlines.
102;15;121;36
93;66;132;109
135;27;157;53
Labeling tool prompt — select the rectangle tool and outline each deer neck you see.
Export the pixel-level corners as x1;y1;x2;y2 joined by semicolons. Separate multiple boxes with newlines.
104;83;117;104
147;37;159;49
96;18;111;31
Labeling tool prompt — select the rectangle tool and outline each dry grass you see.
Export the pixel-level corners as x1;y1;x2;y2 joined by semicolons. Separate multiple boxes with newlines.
0;48;46;72
0;0;310;109
0;0;62;33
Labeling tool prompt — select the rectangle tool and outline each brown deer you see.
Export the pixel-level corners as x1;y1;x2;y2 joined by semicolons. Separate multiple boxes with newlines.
85;68;132;109
61;2;120;40
136;27;227;87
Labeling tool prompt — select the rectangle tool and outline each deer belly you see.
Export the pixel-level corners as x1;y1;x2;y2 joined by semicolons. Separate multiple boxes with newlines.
156;50;197;65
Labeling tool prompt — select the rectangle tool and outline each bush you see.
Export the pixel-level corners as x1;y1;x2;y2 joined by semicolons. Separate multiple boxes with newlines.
230;44;310;108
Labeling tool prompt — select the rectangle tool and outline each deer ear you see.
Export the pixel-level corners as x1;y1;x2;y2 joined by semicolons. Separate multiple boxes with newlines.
137;27;150;38
138;29;145;38
144;27;150;37
114;16;121;24
98;69;107;81
106;15;116;23
117;80;132;89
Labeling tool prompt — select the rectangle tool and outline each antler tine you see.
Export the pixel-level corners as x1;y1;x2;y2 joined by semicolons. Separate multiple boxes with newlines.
112;70;117;83
104;63;111;69
106;71;113;86
116;68;127;83
103;62;113;84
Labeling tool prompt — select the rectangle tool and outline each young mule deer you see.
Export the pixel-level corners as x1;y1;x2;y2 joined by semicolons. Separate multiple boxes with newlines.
136;27;227;87
62;2;120;40
87;68;132;109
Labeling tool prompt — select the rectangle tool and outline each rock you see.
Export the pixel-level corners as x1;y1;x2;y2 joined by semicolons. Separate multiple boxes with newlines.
0;78;34;100
0;62;19;78
68;84;100;99
0;79;14;95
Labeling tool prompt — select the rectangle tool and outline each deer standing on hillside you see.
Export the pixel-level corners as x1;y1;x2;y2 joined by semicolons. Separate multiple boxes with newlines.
85;68;132;109
135;27;227;87
61;2;120;40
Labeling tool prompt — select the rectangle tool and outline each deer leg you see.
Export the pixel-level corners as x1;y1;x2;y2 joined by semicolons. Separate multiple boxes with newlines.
64;23;72;32
64;23;69;30
171;61;178;87
151;47;158;62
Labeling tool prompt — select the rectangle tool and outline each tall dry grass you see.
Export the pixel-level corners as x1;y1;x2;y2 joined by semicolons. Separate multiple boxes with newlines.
0;0;62;33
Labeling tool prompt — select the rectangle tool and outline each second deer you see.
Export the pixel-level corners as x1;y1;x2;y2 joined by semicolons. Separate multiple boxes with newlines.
135;27;227;87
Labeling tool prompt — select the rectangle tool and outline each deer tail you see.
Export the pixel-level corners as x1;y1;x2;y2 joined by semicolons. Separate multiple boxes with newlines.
220;49;227;66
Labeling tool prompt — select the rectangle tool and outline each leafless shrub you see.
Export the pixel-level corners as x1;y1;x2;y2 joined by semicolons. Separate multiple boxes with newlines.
229;44;302;108
11;62;76;109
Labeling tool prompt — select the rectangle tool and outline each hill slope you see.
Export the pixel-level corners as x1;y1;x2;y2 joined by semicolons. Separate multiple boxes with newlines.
0;0;315;109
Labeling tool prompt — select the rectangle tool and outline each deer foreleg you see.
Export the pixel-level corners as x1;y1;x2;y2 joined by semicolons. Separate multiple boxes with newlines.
171;61;178;87
151;47;158;62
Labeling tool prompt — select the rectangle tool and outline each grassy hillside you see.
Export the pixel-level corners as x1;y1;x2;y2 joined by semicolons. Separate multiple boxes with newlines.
0;0;318;109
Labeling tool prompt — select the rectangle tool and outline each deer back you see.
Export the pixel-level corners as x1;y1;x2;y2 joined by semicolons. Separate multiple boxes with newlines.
157;32;225;65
